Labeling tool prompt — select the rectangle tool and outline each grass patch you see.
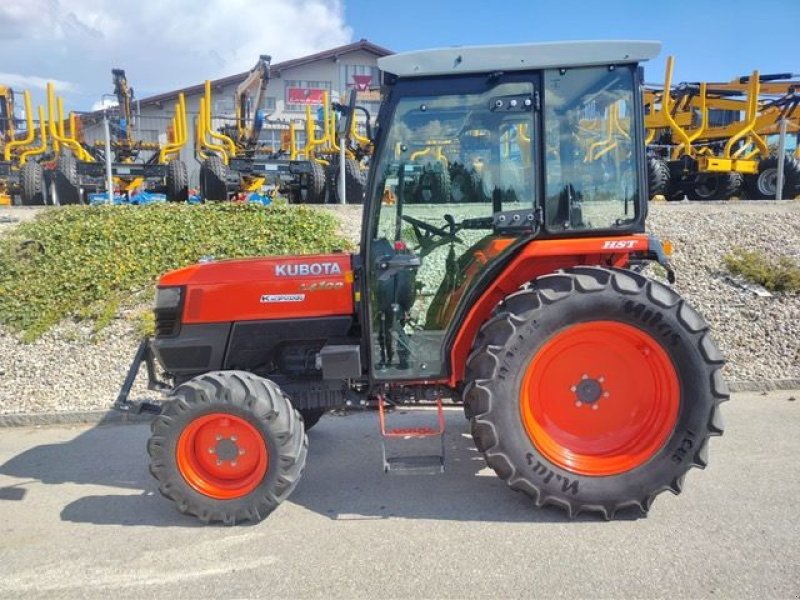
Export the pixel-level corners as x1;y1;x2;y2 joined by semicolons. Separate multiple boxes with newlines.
0;203;351;340
724;248;800;293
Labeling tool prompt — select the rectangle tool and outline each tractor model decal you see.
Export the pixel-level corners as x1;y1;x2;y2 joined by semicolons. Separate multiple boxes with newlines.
260;293;306;303
299;281;345;291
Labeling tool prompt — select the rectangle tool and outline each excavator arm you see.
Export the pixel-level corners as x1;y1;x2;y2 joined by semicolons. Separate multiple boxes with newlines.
235;55;272;149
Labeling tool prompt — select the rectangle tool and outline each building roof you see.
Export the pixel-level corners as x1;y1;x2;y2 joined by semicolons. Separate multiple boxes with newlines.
138;39;393;108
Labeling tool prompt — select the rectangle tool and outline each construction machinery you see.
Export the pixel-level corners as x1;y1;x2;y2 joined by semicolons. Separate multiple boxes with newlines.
0;86;50;206
196;55;327;204
117;41;727;525
645;57;800;200
48;70;189;205
305;90;370;203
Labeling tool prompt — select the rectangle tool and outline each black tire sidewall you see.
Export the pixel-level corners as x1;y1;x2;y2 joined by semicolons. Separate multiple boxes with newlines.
157;400;286;514
479;284;714;506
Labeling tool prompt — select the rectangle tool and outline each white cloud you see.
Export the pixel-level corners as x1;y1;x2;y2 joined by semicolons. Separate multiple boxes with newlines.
0;72;76;92
0;0;353;109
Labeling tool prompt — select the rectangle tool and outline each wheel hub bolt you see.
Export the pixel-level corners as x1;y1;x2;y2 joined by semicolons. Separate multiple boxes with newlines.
571;375;606;408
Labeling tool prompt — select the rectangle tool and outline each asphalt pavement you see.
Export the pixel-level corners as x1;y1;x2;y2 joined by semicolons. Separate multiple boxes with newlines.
0;390;798;599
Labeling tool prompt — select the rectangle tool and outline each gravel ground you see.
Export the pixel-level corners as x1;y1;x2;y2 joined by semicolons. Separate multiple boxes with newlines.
0;201;797;416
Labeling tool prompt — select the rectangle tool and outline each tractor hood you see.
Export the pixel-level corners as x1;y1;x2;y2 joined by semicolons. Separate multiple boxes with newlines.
159;253;355;324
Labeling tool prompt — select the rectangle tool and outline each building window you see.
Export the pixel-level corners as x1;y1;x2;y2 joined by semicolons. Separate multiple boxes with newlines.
214;98;235;117
285;80;332;112
264;97;276;111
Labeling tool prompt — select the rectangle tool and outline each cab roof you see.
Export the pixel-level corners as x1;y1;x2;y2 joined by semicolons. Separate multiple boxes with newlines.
378;41;661;78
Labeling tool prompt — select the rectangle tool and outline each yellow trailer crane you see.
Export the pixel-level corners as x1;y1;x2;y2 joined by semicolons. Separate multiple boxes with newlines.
0;86;50;205
49;70;189;205
645;57;800;200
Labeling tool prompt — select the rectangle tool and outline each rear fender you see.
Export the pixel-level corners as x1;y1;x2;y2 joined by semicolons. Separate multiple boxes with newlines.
447;234;650;386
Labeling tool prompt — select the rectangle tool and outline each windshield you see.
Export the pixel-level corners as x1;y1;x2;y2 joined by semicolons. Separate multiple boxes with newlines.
543;65;639;231
371;82;535;212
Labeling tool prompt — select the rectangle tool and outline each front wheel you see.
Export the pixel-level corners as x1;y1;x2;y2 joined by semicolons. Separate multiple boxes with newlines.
148;371;307;524
464;267;728;519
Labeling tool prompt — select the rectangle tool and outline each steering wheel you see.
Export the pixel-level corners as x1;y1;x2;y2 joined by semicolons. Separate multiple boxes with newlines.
401;214;463;257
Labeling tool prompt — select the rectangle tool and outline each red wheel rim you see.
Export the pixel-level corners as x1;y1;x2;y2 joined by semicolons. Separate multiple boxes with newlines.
520;321;680;476
176;413;269;499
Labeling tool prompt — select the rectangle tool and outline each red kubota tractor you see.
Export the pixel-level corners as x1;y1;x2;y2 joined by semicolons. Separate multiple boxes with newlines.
117;41;727;524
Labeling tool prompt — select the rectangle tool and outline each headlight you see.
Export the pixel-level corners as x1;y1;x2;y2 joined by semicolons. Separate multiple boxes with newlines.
155;286;183;309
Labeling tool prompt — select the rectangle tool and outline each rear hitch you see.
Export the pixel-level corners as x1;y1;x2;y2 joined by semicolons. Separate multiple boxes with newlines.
113;338;171;415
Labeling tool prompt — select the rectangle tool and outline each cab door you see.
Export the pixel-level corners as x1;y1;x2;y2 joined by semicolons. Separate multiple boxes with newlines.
364;77;538;380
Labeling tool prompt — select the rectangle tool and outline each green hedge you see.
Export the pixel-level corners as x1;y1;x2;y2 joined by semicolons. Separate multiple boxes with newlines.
0;203;351;340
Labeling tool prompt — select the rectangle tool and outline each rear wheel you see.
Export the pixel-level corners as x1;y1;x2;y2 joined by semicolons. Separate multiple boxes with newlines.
148;371;307;524
691;173;722;200
54;151;82;205
464;267;728;519
414;163;451;203
647;157;669;199
691;171;742;201
200;155;228;201
721;171;744;199
20;160;46;205
166;159;188;202
327;158;365;204
298;160;326;204
744;156;800;199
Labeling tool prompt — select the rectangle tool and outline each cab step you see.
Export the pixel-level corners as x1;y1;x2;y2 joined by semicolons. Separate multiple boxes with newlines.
384;454;444;475
378;394;445;475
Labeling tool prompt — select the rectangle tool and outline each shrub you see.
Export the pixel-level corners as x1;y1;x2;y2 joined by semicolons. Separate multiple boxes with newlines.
0;203;351;340
723;248;800;293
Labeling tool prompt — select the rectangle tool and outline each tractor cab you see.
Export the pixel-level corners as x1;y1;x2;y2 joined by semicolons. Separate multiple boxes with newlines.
364;43;651;381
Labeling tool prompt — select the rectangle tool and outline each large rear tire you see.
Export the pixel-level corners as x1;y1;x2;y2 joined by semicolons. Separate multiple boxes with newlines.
20;160;46;206
464;267;728;519
148;371;307;524
166;159;189;202
200;155;228;202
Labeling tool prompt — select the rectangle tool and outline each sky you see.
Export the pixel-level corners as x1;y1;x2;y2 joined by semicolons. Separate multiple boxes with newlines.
1;0;797;112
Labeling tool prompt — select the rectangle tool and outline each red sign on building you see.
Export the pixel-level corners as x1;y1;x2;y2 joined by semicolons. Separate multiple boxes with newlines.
286;87;326;105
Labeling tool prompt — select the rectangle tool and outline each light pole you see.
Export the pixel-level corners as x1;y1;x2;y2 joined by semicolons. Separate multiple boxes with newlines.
100;94;116;203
